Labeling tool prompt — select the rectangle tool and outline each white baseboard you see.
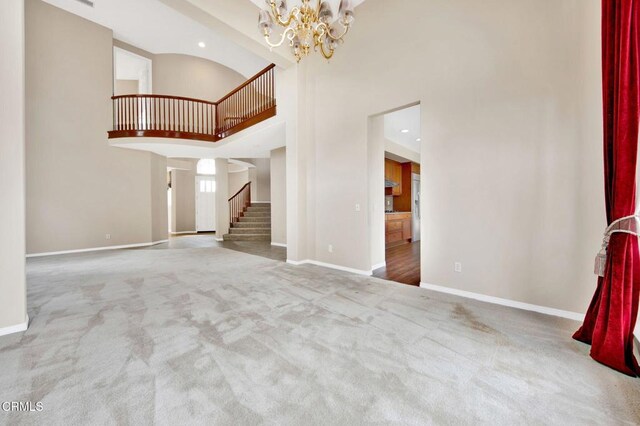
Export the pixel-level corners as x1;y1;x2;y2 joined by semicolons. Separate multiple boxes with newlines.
0;315;29;337
371;262;386;271
215;238;224;242
419;282;584;321
287;259;372;276
26;240;168;258
252;201;271;203
271;242;287;248
170;231;197;235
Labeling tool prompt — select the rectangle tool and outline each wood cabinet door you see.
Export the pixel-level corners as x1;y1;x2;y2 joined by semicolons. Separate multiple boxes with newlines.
386;220;403;232
387;230;403;244
402;218;412;240
392;162;403;196
384;159;392;182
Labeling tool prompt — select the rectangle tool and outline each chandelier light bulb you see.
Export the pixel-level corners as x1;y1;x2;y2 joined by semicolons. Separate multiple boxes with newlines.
319;1;334;24
258;10;274;34
339;0;355;24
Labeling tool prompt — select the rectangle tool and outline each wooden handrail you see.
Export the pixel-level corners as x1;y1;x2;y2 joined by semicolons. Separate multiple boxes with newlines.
215;64;276;139
108;63;277;143
215;64;276;104
228;182;251;202
112;94;218;106
229;182;251;227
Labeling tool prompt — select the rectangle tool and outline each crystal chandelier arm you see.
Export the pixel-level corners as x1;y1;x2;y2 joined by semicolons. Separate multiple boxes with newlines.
315;21;350;43
325;23;350;41
318;38;334;59
264;26;296;48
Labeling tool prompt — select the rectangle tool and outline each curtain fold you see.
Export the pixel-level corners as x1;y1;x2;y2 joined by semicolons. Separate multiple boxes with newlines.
573;0;640;377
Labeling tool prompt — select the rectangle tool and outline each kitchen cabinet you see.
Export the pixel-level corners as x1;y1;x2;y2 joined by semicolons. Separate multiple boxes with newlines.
385;212;412;247
385;159;403;196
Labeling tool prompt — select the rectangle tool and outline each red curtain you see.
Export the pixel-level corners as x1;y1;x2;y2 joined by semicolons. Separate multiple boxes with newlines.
573;0;640;377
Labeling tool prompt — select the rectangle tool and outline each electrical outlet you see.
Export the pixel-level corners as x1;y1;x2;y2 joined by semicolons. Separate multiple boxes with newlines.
355;203;361;212
105;234;111;240
328;244;333;253
454;262;462;273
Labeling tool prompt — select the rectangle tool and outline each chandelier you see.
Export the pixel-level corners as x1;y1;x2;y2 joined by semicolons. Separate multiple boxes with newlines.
258;0;355;62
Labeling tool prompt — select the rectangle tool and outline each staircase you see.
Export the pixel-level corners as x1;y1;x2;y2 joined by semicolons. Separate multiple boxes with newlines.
223;203;271;241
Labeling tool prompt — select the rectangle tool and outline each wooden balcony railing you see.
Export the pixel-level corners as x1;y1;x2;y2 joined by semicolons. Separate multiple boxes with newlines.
216;63;276;139
108;63;276;143
229;182;251;227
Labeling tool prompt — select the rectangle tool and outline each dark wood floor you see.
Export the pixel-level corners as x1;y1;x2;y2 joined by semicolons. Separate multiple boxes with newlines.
373;241;421;286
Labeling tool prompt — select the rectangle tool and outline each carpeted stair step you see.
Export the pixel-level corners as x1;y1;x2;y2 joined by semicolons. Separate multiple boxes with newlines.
246;206;271;213
232;221;271;228
223;234;271;241
239;216;271;223
243;211;271;218
250;203;271;208
230;228;271;235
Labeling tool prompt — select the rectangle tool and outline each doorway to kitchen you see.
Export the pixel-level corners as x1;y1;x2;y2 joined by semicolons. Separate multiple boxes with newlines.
369;104;422;286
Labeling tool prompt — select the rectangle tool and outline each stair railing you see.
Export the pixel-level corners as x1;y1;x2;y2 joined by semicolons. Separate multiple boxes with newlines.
109;63;276;143
216;63;276;139
111;94;218;141
229;182;251;227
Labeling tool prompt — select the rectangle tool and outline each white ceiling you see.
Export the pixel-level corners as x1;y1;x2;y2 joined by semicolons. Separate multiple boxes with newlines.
384;105;421;154
42;0;268;77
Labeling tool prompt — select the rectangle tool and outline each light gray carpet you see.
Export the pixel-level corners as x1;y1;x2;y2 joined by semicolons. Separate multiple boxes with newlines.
0;245;639;425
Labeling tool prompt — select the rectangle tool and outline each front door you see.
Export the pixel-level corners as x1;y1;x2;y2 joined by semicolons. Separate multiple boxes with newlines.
196;176;216;232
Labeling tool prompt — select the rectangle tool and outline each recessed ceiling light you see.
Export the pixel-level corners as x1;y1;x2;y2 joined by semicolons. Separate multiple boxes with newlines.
416;138;421;142
198;42;206;48
401;129;409;133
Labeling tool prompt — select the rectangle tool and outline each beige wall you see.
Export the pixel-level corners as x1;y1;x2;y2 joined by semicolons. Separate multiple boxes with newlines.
228;169;249;196
288;0;603;314
239;158;271;202
25;0;167;254
153;54;245;101
368;116;386;269
0;0;27;331
254;158;271;202
270;148;287;246
215;158;230;239
150;154;168;241
171;161;197;233
114;79;139;96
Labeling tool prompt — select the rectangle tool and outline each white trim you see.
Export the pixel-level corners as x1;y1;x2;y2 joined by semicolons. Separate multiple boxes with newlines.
419;282;585;321
252;201;271;204
287;259;372;276
170;231;197;235
0;315;29;337
26;240;168;258
271;242;287;248
371;262;386;270
215;238;224;242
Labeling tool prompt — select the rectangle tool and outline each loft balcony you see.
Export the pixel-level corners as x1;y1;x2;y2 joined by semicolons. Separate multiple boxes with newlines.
108;64;276;143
